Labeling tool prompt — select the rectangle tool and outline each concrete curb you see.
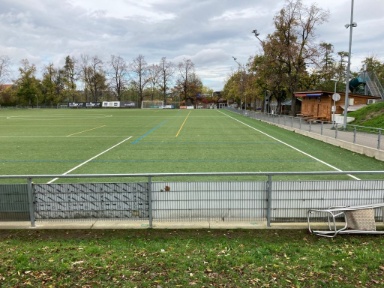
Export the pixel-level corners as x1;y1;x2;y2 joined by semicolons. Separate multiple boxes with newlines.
0;221;321;230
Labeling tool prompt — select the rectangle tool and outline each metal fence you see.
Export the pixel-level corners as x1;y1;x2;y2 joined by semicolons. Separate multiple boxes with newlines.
1;172;384;228
228;108;383;151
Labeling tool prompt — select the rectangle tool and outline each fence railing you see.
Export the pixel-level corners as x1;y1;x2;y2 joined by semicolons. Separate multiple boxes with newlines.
1;171;384;228
228;108;383;151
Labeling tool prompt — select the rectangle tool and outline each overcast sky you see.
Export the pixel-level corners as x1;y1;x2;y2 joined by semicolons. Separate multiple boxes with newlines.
1;0;383;91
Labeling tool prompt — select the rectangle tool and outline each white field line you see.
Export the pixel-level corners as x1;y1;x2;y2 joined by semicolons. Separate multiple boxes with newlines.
0;136;124;138
219;111;360;180
47;136;133;184
66;125;106;137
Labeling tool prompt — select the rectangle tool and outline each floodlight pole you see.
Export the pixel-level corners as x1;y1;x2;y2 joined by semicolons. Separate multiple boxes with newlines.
343;0;357;129
332;80;338;128
232;57;246;112
252;29;267;113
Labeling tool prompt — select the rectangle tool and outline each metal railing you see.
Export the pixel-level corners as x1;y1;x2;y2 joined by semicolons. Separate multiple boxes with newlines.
361;71;384;99
1;171;384;228
229;108;383;151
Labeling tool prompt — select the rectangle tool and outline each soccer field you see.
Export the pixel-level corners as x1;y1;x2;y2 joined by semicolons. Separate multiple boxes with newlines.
1;108;383;182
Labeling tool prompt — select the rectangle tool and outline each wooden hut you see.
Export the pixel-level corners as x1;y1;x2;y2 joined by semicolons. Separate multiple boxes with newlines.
294;91;380;122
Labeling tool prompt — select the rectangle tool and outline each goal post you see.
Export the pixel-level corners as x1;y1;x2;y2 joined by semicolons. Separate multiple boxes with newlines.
141;100;164;109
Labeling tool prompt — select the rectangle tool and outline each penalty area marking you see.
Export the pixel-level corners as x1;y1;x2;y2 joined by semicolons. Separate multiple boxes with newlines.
218;111;360;180
47;136;133;184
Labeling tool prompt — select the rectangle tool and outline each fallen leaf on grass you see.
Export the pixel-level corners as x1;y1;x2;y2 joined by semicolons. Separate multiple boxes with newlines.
71;261;84;266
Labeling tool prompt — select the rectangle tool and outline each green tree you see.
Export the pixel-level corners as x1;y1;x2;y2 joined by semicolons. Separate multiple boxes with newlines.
319;43;334;78
252;40;288;113
15;59;41;106
222;71;242;107
362;56;384;86
0;84;17;106
62;55;78;102
173;70;202;107
336;51;349;84
41;63;61;106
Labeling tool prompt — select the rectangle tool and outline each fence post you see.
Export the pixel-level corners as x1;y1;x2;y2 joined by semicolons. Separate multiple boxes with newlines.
266;175;272;227
378;129;382;150
335;124;338;139
148;176;153;228
27;177;35;227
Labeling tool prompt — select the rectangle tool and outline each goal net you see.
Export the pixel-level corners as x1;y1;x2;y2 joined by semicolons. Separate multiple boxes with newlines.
141;100;164;109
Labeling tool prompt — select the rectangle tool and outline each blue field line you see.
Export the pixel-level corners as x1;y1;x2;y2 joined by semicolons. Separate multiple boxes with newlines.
131;120;168;145
0;159;83;163
0;158;314;164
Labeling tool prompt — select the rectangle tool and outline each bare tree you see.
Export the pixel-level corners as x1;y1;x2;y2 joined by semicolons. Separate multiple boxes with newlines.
148;63;161;101
158;57;175;104
0;55;11;85
109;55;128;101
80;55;107;102
177;58;195;102
130;55;150;106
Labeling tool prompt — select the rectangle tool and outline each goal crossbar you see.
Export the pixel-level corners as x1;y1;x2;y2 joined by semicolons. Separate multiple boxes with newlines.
141;101;164;109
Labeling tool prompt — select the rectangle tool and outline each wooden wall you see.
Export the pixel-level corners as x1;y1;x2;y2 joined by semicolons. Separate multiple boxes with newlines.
299;92;378;122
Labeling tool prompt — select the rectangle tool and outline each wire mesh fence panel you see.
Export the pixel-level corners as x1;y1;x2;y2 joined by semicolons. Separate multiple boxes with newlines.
1;173;384;226
271;180;384;222
152;181;267;222
34;183;149;220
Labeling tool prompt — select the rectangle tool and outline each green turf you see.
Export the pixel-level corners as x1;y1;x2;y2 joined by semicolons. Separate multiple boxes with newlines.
0;108;383;182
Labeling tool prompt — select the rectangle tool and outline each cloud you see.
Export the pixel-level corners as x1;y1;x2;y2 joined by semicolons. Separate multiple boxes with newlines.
0;0;383;90
68;0;176;23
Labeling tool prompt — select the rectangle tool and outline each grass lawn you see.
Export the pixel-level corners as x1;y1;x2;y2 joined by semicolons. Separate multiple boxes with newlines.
1;229;384;287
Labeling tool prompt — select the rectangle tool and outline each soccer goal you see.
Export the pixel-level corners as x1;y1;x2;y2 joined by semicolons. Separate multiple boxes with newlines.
141;100;164;109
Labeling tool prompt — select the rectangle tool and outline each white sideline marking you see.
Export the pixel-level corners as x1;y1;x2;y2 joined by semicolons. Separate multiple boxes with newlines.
219;111;360;180
47;136;133;184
